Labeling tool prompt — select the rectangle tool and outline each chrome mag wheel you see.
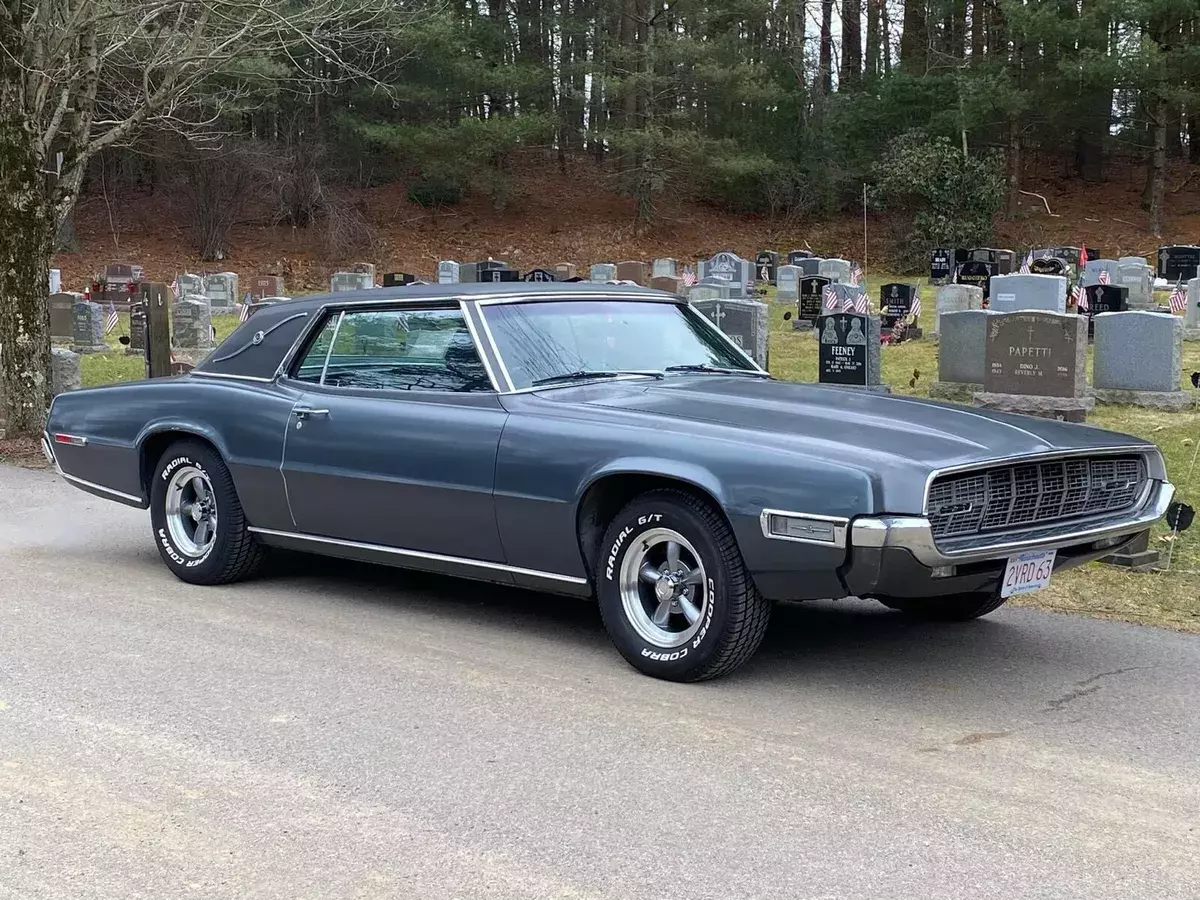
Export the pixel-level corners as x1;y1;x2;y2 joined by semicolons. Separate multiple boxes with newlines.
164;466;218;558
619;527;708;648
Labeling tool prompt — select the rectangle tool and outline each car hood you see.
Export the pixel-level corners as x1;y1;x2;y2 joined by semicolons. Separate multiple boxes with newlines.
537;376;1155;476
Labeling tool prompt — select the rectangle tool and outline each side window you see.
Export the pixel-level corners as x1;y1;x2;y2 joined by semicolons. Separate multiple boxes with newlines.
293;315;340;384
296;307;492;393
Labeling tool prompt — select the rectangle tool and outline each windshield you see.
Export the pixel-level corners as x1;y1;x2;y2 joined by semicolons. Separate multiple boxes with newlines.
482;300;757;390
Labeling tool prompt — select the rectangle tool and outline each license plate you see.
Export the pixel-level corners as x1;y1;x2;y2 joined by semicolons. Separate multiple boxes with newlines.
1001;549;1056;598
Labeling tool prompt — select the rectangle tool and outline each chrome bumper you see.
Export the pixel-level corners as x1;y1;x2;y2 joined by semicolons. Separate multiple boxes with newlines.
40;432;56;468
851;480;1175;567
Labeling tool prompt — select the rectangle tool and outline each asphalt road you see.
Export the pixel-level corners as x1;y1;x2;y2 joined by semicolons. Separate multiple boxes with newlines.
1;464;1198;900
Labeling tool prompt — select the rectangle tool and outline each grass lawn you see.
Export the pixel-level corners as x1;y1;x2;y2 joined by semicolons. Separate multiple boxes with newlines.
72;286;1200;633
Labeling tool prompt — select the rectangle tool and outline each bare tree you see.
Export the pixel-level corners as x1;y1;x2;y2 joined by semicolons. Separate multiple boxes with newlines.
0;0;407;437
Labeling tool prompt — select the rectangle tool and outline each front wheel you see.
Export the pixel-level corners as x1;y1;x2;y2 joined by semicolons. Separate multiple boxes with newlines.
878;591;1008;622
596;489;772;682
150;440;265;585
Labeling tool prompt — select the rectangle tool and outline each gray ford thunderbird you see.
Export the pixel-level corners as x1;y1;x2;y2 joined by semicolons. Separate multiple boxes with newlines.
44;283;1174;681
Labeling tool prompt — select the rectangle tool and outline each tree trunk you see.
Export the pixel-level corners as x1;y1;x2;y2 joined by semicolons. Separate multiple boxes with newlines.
1148;95;1167;235
900;0;928;75
0;109;54;438
1006;115;1021;217
820;0;833;94
866;0;881;80
970;0;985;60
840;0;862;91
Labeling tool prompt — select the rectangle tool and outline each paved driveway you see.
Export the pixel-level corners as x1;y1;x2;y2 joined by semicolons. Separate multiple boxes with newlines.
1;464;1197;899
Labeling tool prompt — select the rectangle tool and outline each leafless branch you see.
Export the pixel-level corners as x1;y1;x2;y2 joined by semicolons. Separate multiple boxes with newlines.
1018;189;1060;217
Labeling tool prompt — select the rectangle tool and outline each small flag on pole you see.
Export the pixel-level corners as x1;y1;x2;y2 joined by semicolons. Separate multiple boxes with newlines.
681;269;698;287
238;302;251;323
1098;269;1110;286
1169;278;1187;313
911;288;923;321
1019;251;1033;275
822;285;838;311
1070;245;1089;310
853;293;869;314
850;263;864;287
104;301;119;335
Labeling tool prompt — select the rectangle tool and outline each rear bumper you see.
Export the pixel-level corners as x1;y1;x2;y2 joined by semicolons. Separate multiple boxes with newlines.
842;479;1174;599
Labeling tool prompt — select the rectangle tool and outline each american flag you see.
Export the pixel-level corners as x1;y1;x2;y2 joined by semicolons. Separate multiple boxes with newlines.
104;301;119;335
681;270;697;287
852;292;869;314
849;263;864;287
1070;245;1088;311
823;285;838;311
911;287;923;321
1169;278;1187;313
1019;251;1033;275
1098;269;1110;285
238;302;251;323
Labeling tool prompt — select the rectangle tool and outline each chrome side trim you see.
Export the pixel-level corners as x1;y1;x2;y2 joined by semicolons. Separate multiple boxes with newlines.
473;303;516;391
318;311;345;385
189;370;276;384
246;527;591;586
921;445;1165;511
40;433;56;466
853;480;1175;567
759;509;849;548
60;471;144;505
458;300;503;393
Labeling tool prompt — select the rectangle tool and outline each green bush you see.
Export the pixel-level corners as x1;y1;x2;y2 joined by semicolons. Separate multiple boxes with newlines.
406;172;465;208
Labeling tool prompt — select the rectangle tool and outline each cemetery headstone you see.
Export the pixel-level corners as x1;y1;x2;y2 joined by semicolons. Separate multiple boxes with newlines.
71;302;107;353
816;313;886;391
1083;259;1121;287
974;311;1092;422
105;263;143;286
826;283;868;313
203;272;238;308
1185;278;1200;338
331;271;373;292
954;248;972;266
439;260;461;284
1117;257;1153;308
755;251;779;284
929;309;993;401
49;292;79;343
699;252;752;294
522;268;558;283
797;257;821;276
127;302;146;356
350;262;376;280
818;258;852;284
480;267;519;283
460;260;507;283
934;284;984;335
1030;257;1067;277
249;275;285;299
776;266;801;304
652;258;678;279
49;268;61;294
590;263;617;283
650;275;683;295
615;261;649;285
687;284;728;304
692;298;769;368
879;283;916;332
1157;245;1200;282
956;260;992;299
1092;312;1192;410
176;273;203;298
797;276;831;329
50;347;81;396
987;273;1067;314
172;296;214;350
555;262;578;280
139;284;172;379
382;272;417;287
970;248;1016;275
930;249;955;284
787;250;814;265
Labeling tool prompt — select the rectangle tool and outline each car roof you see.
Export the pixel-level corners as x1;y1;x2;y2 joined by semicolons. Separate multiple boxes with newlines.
192;282;682;382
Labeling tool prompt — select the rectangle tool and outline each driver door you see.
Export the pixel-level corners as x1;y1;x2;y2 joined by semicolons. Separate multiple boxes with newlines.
279;304;508;562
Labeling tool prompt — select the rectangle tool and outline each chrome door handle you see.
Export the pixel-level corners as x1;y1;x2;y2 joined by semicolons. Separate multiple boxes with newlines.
293;407;330;420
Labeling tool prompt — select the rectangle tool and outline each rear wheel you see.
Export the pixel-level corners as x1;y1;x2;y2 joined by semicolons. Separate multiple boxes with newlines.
878;591;1008;622
595;489;772;682
150;440;265;585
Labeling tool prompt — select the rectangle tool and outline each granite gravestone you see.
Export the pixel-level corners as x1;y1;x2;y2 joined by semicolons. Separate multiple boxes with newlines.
1185;278;1200;337
331;271;373;291
826;283;867;313
970;248;1016;275
797;258;821;276
755;251;779;284
48;268;61;294
1030;257;1067;277
480;267;519;283
1081;284;1128;340
956;260;992;299
50;292;79;343
652;258;678;279
975;312;1091;421
555;263;578;280
987;273;1067;313
788;250;814;265
50;347;81;395
691;298;768;368
590;263;617;283
203;272;238;308
1157;246;1200;282
127;302;146;356
687;284;729;303
776;265;801;303
172;297;214;350
1083;259;1121;287
71;302;106;353
699;252;752;294
879;283;915;332
104;263;143;288
249;275;284;300
1092;312;1191;410
382;272;417;287
438;260;461;284
1117;258;1152;308
523;268;558;283
816;313;885;391
176;273;204;298
459;260;508;283
615;261;649;285
934;284;984;336
930;249;955;284
818;258;852;284
929;309;993;401
650;275;683;295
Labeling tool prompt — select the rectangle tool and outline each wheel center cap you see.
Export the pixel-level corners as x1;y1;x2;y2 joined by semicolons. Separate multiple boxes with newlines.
654;578;675;601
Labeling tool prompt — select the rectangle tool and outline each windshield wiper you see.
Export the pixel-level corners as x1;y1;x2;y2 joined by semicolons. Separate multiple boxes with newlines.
664;364;772;378
531;369;665;387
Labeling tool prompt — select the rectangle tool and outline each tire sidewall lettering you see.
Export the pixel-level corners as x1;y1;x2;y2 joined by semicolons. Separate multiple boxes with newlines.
155;454;215;569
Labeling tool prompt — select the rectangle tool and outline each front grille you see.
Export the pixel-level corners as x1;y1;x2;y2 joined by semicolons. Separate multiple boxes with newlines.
926;456;1148;540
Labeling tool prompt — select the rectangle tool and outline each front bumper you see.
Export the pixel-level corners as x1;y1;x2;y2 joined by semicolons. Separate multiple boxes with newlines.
842;479;1174;598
